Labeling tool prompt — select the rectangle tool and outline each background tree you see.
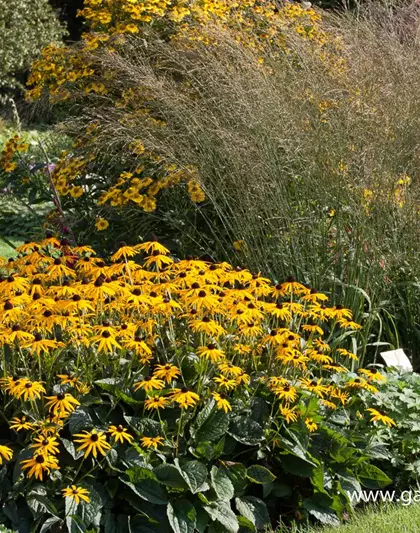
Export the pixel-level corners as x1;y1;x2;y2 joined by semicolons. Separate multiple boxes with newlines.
0;0;65;103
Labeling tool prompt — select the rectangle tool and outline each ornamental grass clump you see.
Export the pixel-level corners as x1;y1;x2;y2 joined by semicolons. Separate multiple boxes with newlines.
0;237;394;530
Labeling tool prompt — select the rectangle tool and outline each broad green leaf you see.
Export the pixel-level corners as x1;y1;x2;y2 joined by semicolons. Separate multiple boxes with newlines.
224;463;248;495
235;496;270;530
246;465;276;485
120;476;168;505
124;416;162;437
358;463;392;489
228;417;263;446
191;400;215;437
167;499;196;533
195;410;229;443
69;408;94;435
302;495;340;526
281;455;316;478
204;502;239;533
61;438;84;460
154;464;188;489
211;466;235;500
175;459;209;494
40;517;61;533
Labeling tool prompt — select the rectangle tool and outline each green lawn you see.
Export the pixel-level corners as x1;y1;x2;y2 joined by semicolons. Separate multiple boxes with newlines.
274;504;420;533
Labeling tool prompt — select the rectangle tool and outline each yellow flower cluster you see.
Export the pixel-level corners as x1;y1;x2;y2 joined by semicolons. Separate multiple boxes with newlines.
97;162;205;210
52;153;89;198
0;236;393;482
0;135;28;173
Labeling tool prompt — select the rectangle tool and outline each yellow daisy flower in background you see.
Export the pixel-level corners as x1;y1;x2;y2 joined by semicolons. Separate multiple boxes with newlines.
133;376;165;392
14;379;46;401
21;454;59;480
95;217;109;231
73;429;111;458
62;486;90;504
170;388;200;408
212;392;232;413
44;393;80;416
140;436;164;449
9;416;36;432
366;408;396;427
30;435;60;457
108;425;134;444
0;445;13;464
144;395;170;410
153;363;181;384
305;417;318;432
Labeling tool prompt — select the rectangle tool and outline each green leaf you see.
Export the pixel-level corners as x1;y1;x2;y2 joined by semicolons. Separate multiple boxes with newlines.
246;465;276;485
61;438;84;460
204;502;239;533
95;378;142;407
235;497;270;530
211;466;235;500
194;439;225;461
195;409;229;443
154;464;188;489
310;465;327;494
237;516;256;531
302;494;340;526
167;499;196;533
195;506;209;533
175;459;209;494
224;463;248;495
121;468;168;505
40;517;61;533
228;417;263;446
358;463;392;489
69;408;94;435
124;416;162;437
282;455;316;478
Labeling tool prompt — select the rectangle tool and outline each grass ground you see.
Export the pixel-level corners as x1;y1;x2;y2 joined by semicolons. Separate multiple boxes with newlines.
274;504;420;533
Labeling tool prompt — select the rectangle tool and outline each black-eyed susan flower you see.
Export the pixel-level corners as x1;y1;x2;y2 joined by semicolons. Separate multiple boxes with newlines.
140;436;164;449
305;418;318;432
197;344;225;363
62;486;90;504
90;330;121;353
133;376;165;393
137;241;170;255
213;375;238;391
366;408;396;427
188;317;226;337
21;454;59;480
73;429;111;458
170;388;200;408
272;384;297;403
212;392;232;413
9;416;36;431
153;363;181;384
279;405;299;423
110;243;140;262
23;334;64;356
44;392;80;416
144;395;170;410
359;368;386;382
0;445;13;464
30;435;60;457
14;379;46;401
108;425;134;444
95;217;109;231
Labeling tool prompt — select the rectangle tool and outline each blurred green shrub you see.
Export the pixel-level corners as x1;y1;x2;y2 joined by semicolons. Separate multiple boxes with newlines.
0;0;65;101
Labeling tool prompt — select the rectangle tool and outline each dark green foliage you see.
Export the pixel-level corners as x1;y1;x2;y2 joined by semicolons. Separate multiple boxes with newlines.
0;0;65;100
